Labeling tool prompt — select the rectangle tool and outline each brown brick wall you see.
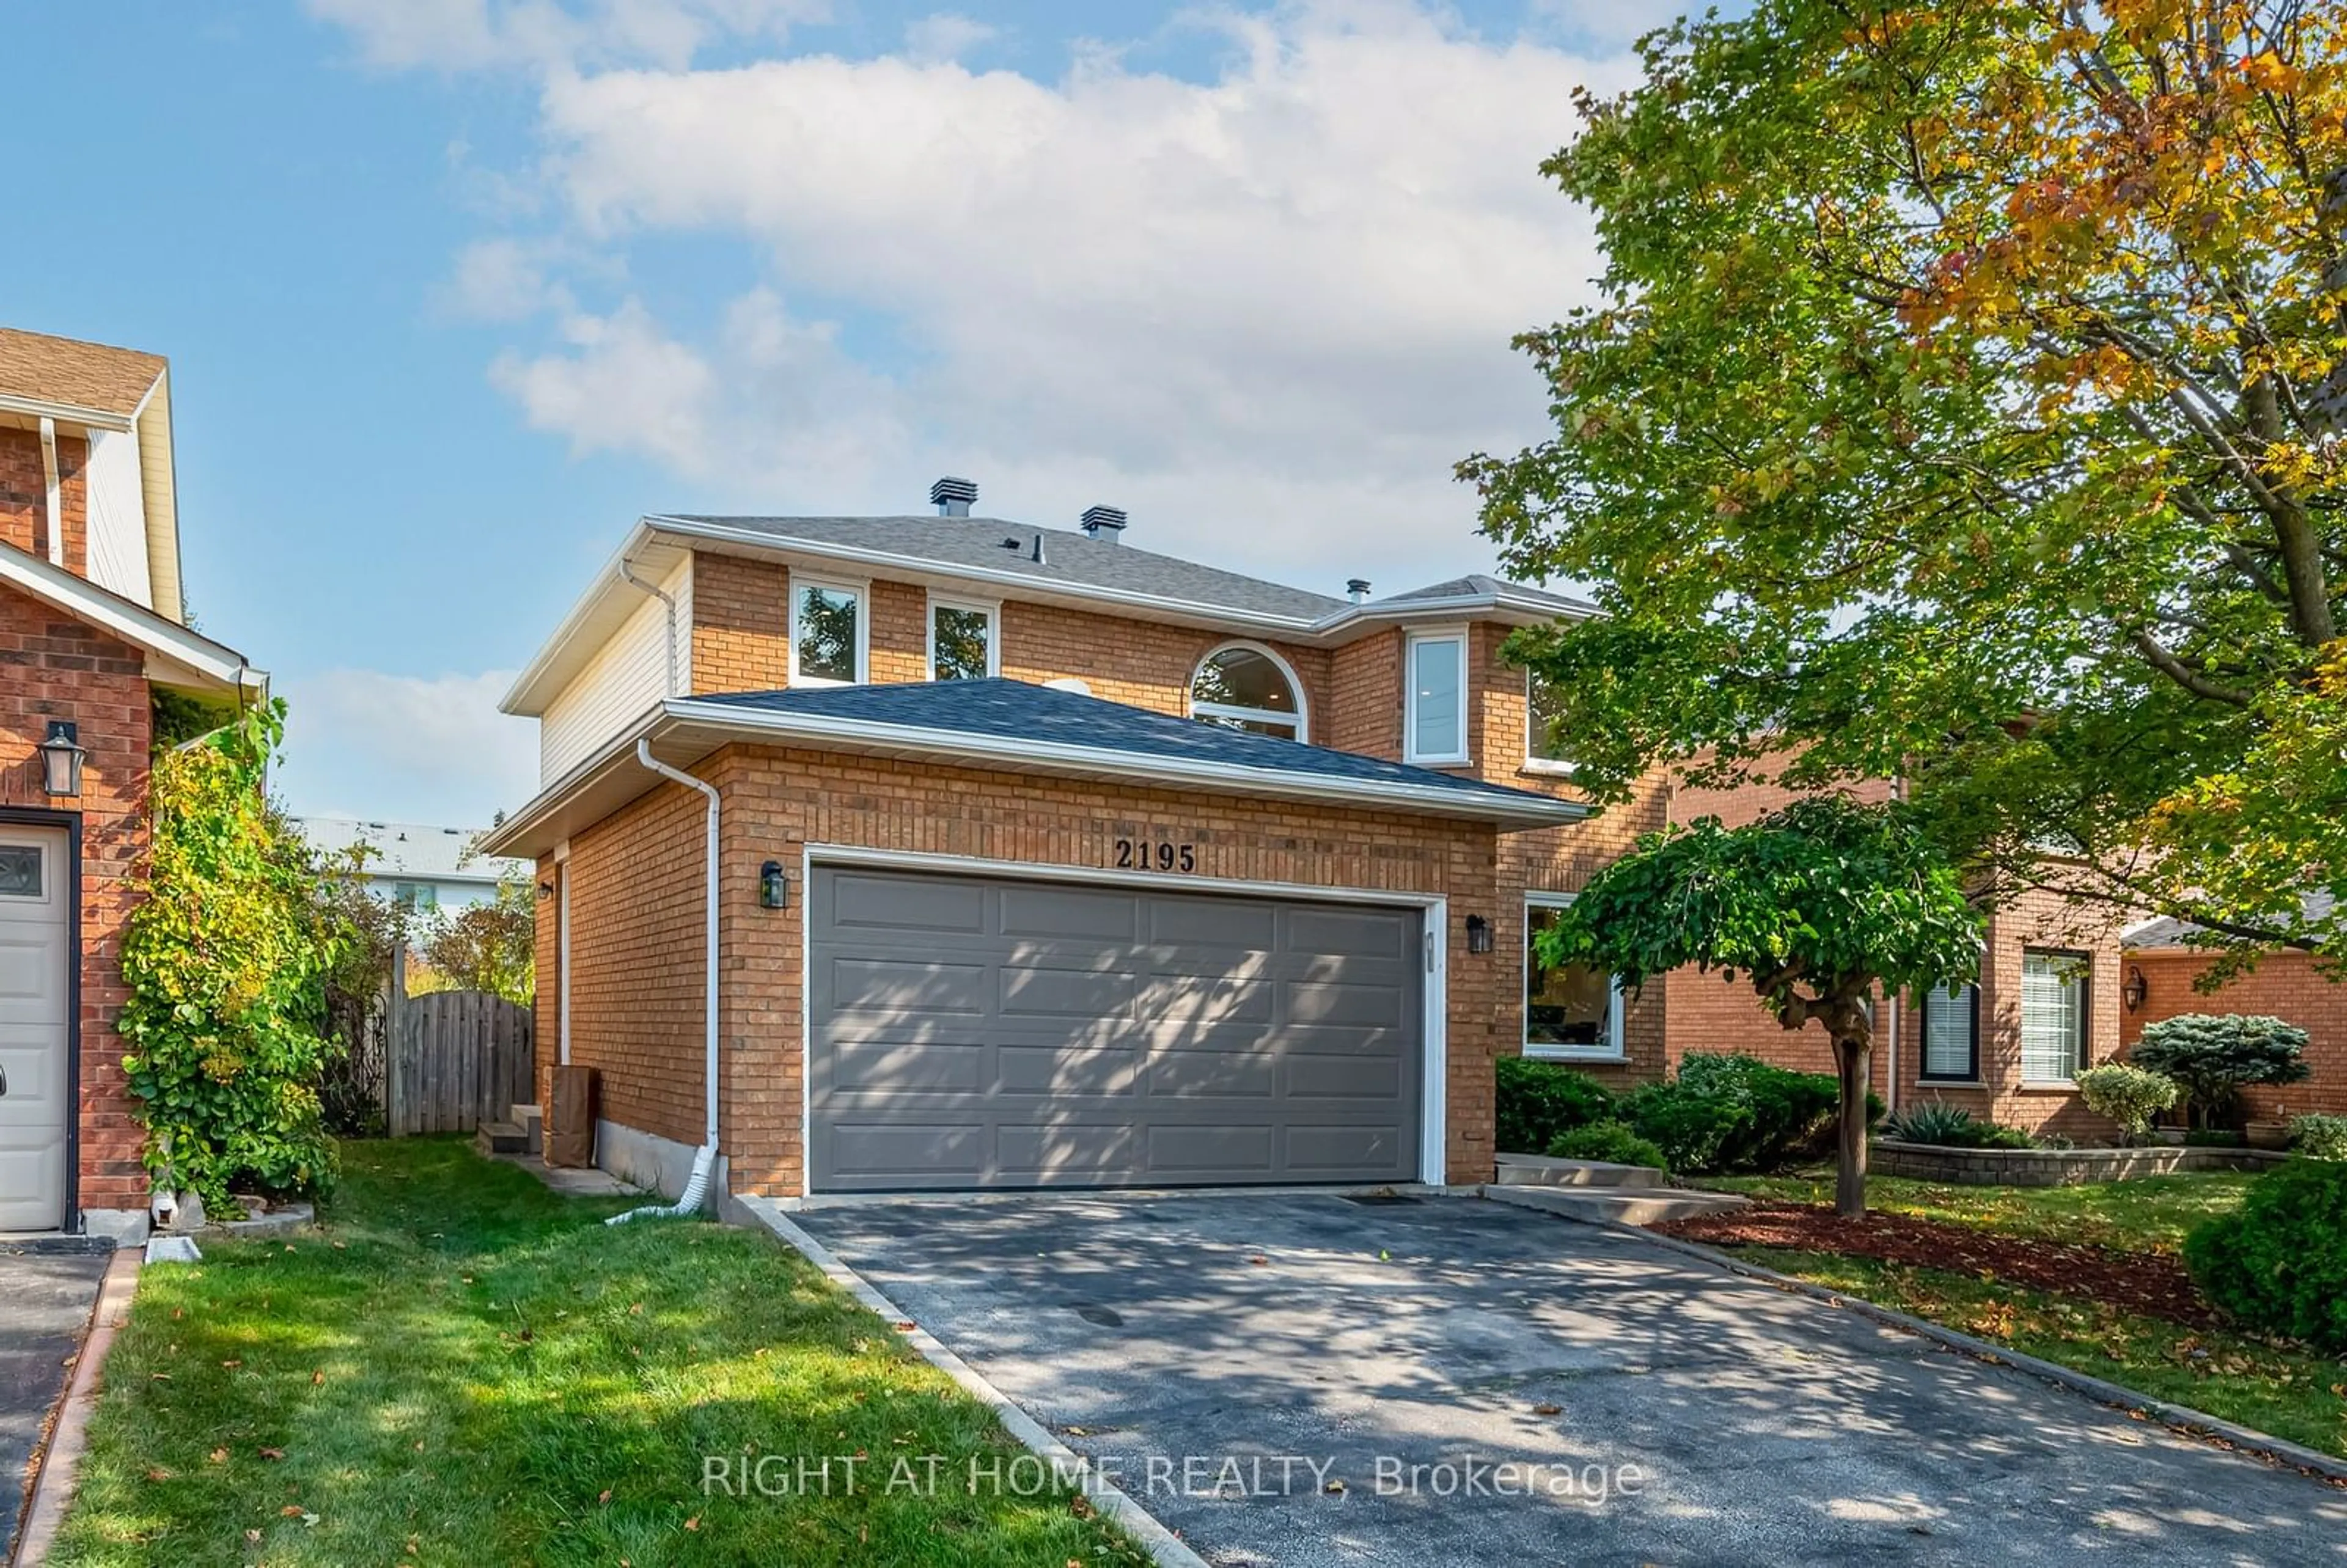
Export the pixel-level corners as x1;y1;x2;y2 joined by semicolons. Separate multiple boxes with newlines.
0;426;89;574
689;554;791;694
2121;947;2347;1121
0;582;152;1214
540;743;1516;1197
554;782;710;1149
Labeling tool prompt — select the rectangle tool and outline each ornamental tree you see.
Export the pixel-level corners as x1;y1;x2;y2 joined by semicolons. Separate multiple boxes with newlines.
1463;0;2347;969
1540;797;1982;1214
2129;1012;2312;1126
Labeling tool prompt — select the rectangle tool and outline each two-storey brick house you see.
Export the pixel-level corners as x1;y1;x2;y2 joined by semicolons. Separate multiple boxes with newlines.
0;328;265;1237
481;482;1684;1204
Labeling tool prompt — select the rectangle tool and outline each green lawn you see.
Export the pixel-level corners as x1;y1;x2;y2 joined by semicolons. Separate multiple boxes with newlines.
1688;1168;2347;1462
53;1140;1145;1567
1728;1246;2347;1461
1700;1170;2258;1254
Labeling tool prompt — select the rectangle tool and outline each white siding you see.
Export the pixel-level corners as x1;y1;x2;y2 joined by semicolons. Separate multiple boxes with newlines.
538;554;692;783
83;428;152;608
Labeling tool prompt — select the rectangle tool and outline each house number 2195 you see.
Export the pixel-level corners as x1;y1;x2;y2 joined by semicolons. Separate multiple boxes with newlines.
1114;839;1196;873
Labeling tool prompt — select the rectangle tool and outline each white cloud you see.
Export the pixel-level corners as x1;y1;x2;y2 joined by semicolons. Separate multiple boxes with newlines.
358;1;1656;590
305;0;828;72
440;237;576;320
903;12;996;65
276;668;538;826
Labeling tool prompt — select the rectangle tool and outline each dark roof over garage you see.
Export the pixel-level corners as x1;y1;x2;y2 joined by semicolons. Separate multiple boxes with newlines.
688;678;1578;815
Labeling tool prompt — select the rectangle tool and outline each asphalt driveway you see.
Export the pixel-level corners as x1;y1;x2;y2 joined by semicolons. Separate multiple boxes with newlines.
796;1192;2347;1567
1;1238;111;1561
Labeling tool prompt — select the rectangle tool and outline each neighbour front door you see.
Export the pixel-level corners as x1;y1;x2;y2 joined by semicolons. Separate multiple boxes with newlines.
0;826;71;1231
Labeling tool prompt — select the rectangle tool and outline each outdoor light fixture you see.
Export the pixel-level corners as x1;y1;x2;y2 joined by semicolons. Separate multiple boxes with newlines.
1465;914;1493;955
39;720;85;799
2123;964;2148;1014
758;860;789;910
537;879;556;901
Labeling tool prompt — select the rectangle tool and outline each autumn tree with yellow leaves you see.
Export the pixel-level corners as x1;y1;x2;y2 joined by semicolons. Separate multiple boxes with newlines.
1467;0;2347;967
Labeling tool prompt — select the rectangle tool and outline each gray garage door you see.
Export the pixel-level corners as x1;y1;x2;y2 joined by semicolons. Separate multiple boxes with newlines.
808;866;1423;1192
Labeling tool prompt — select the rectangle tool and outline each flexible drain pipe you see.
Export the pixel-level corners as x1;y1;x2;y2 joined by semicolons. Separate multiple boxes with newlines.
607;737;721;1224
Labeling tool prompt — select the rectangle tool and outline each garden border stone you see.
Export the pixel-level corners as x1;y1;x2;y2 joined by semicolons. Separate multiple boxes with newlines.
1871;1138;2286;1187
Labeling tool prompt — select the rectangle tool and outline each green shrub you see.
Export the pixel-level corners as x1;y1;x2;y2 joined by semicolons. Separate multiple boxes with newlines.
2184;1159;2347;1350
2129;1014;2311;1128
1546;1120;1670;1171
2075;1063;2179;1143
1495;1058;1614;1155
2289;1115;2347;1161
1617;1080;1752;1174
2183;1129;2247;1148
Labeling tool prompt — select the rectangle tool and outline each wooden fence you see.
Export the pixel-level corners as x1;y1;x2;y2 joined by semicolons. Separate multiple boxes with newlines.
388;989;534;1137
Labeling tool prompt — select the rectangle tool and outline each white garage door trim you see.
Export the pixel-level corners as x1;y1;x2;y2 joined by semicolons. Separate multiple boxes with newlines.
799;843;1449;1195
0;817;77;1233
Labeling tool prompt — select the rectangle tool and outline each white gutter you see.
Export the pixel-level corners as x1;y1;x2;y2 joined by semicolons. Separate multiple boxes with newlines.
605;739;721;1225
0;392;134;433
0;530;259;692
38;418;62;567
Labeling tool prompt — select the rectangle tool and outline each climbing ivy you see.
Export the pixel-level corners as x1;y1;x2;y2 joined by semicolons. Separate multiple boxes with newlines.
119;700;343;1207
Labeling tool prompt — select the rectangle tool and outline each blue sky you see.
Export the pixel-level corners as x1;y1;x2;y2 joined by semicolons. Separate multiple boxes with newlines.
1;0;1659;824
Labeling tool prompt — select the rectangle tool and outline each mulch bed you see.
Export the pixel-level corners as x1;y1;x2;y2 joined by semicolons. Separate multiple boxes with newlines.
1655;1201;2219;1329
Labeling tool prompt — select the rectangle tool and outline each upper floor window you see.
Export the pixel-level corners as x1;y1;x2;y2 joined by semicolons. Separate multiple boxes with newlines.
1405;628;1468;764
392;881;438;911
929;596;997;681
792;577;867;686
1190;643;1305;739
1525;668;1574;772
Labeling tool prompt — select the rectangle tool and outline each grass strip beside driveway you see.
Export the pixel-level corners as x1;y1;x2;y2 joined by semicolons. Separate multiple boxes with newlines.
51;1140;1146;1568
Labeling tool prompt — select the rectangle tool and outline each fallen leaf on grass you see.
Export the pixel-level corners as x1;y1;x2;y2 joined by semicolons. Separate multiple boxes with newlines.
144;1467;173;1482
221;1360;241;1369
281;1506;306;1517
599;1490;612;1505
311;1369;325;1385
684;1517;700;1531
148;1372;171;1381
259;1447;285;1460
208;1448;228;1464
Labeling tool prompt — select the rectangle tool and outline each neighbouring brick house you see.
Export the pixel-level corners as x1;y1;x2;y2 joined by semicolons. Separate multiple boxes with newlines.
482;484;1695;1201
2121;903;2347;1124
0;328;265;1237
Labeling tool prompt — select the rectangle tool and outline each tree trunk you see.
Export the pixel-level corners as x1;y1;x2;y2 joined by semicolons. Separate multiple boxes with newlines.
1834;1034;1871;1218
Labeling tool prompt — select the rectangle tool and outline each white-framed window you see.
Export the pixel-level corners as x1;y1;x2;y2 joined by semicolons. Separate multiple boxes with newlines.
1524;667;1574;774
1524;893;1623;1060
1189;642;1306;739
392;881;438;911
1405;627;1469;764
1920;981;1978;1081
927;595;998;681
2020;950;2087;1083
790;576;868;686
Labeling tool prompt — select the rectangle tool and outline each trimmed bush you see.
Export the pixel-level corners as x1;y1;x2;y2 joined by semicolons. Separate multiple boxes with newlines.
2184;1159;2347;1350
1546;1121;1670;1171
1617;1081;1750;1173
2129;1014;2311;1128
2291;1114;2347;1161
1494;1058;1614;1156
2075;1063;2179;1144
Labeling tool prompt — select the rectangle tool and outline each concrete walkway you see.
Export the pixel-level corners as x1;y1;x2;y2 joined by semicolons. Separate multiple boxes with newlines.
796;1192;2347;1568
0;1239;111;1563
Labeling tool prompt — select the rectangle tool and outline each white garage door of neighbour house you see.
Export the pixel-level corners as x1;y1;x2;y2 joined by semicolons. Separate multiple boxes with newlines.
0;826;71;1231
806;866;1424;1193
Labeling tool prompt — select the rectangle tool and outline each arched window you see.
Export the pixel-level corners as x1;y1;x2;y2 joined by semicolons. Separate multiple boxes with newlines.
1190;643;1305;739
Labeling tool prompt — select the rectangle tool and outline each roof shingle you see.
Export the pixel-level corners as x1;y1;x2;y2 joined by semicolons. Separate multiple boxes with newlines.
0;328;166;416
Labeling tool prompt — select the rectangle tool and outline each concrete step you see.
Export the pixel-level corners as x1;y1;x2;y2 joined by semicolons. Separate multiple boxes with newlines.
1480;1181;1747;1228
512;1104;543;1156
1493;1154;1663;1190
476;1121;529;1157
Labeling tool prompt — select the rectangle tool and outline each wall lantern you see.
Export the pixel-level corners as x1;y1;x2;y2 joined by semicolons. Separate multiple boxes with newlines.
758;860;790;910
537;879;557;901
39;720;86;799
2123;964;2148;1014
1464;914;1493;955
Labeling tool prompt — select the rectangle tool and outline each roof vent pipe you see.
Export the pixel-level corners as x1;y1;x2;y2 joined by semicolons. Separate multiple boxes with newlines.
1080;505;1127;543
1347;578;1371;603
930;476;978;517
1030;532;1047;565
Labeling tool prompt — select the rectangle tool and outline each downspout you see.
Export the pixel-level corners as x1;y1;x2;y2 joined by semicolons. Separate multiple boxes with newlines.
618;559;680;697
38;417;63;567
1886;771;1904;1118
606;736;721;1223
556;849;571;1068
